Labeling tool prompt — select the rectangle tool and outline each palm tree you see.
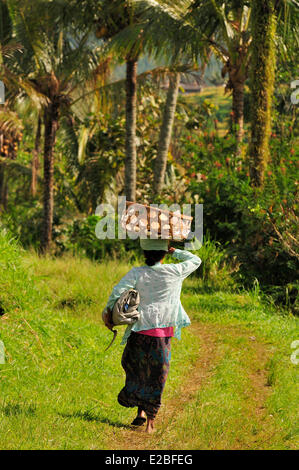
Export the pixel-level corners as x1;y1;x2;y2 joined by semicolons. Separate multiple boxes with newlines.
248;0;277;187
153;71;180;195
95;1;196;199
134;1;251;150
118;0;251;181
137;0;298;179
95;0;146;202
96;1;198;198
181;0;252;153
249;0;298;187
188;0;298;183
30;113;41;197
124;57;138;201
8;0;101;252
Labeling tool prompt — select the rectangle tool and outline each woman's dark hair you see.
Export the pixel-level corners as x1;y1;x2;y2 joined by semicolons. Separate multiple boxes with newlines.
143;250;167;266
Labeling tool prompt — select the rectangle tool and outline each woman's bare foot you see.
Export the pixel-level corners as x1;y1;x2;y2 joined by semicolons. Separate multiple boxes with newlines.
145;418;155;434
131;408;146;426
137;408;146;419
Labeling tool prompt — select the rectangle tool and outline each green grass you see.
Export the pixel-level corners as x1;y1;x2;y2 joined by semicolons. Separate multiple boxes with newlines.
0;232;298;449
174;284;299;450
0;235;198;449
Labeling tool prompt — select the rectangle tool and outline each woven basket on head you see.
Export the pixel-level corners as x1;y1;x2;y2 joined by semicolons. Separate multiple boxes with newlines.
121;201;193;241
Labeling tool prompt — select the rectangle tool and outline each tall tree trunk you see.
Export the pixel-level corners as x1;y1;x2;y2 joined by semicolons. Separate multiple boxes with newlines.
231;78;246;154
125;59;137;202
41;103;59;254
153;72;180;196
30;115;42;197
249;0;277;187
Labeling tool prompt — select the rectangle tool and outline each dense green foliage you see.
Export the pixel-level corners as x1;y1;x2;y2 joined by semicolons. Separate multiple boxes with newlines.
0;0;298;305
1;85;298;306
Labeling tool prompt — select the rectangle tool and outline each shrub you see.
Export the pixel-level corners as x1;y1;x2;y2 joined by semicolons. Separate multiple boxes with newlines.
56;215;141;262
182;133;298;293
193;233;237;292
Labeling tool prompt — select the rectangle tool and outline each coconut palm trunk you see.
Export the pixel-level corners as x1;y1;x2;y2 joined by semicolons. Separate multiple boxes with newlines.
231;78;246;153
30;115;42;197
41;102;59;253
249;0;277;187
124;58;138;202
153;72;180;195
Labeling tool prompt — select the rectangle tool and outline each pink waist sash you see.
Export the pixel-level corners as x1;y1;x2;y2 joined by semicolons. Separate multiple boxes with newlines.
137;327;174;337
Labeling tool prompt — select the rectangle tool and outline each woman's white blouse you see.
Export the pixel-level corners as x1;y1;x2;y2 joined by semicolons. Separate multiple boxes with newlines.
105;249;201;343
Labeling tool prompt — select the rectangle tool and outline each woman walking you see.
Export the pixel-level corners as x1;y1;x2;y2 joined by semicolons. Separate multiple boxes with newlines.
103;239;201;433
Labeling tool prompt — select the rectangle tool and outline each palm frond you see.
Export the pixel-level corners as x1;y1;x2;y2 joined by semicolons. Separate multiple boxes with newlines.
0;108;23;134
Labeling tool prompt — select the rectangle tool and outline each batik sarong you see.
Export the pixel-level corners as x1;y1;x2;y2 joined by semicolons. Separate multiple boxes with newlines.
118;332;171;419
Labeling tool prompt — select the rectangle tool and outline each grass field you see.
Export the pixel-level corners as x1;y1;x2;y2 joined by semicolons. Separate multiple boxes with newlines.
0;233;298;450
182;86;232;136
